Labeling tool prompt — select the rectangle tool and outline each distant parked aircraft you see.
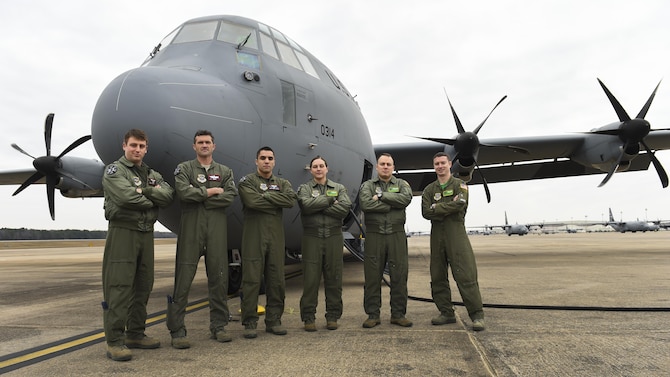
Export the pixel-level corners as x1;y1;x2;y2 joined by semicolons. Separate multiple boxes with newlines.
606;208;659;233
488;211;531;236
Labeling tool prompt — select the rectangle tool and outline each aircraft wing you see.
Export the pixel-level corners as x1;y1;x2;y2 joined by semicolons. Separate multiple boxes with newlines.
376;131;670;194
377;80;670;196
0;169;45;185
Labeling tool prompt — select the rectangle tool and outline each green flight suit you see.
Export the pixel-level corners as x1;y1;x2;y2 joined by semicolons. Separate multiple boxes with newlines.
297;179;352;323
101;156;174;346
359;176;412;319
421;177;484;321
238;172;297;328
166;159;237;338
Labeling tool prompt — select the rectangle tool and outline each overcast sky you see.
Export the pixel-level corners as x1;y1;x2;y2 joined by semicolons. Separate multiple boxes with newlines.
1;0;669;232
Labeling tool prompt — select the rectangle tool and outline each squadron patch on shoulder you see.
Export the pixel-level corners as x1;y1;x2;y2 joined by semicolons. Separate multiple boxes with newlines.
460;182;468;190
106;165;117;175
174;166;181;175
239;176;247;183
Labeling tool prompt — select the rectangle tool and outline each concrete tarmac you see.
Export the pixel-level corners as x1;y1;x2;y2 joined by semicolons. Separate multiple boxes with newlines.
0;232;668;376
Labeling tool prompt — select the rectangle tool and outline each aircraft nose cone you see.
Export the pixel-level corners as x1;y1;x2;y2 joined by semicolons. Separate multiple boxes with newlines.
92;66;261;165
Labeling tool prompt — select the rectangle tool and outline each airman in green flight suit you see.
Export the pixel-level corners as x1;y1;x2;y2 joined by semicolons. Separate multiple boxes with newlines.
101;129;174;361
167;130;238;349
360;153;413;328
297;156;352;331
421;152;485;331
238;146;297;338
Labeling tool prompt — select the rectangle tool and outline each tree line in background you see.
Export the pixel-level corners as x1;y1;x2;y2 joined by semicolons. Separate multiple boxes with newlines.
0;228;176;240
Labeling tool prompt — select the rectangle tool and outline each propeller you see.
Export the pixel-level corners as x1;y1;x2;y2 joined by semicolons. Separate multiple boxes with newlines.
11;113;92;220
417;92;528;203
593;79;669;188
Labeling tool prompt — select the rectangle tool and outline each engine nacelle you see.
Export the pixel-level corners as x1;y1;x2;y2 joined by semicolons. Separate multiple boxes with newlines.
57;156;105;198
571;134;639;173
451;158;475;182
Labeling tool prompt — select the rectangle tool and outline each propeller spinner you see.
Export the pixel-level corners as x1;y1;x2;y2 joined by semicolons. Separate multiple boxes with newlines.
11;113;92;219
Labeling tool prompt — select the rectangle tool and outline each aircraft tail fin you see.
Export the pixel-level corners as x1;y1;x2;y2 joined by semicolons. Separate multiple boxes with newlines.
608;208;614;222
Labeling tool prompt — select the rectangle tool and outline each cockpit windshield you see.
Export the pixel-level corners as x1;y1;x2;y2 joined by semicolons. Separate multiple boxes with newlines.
154;18;320;80
172;20;218;44
218;22;258;49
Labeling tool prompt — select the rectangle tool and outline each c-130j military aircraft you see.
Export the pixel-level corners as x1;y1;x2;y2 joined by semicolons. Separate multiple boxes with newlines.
2;15;670;262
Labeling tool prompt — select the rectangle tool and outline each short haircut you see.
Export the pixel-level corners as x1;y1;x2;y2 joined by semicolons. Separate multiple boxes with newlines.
433;151;450;161
310;155;328;167
256;146;274;159
377;152;393;161
193;129;214;143
124;129;147;144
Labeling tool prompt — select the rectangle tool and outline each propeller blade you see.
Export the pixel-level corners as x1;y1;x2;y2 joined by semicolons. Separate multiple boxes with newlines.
473;95;507;135
11;143;36;159
641;140;669;188
474;160;491;203
597;78;630;122
57;135;92;158
415;136;456;146
46;175;57;220
587;129;620;136
12;113;91;220
598;142;627;187
636;80;662;119
444;89;466;134
44;113;54;156
12;171;45;196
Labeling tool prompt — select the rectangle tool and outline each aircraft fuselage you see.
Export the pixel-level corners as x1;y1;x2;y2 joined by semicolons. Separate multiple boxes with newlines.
91;15;376;251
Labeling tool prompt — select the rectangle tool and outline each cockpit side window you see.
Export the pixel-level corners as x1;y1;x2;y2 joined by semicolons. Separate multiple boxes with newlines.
256;22;321;80
218;22;258;50
259;32;278;59
270;27;288;44
276;42;302;71
295;50;318;78
172;21;218;44
160;27;180;48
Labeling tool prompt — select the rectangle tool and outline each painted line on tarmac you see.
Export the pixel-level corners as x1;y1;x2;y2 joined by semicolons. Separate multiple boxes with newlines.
0;298;209;374
0;267;304;373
